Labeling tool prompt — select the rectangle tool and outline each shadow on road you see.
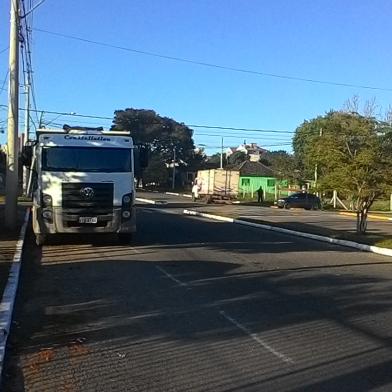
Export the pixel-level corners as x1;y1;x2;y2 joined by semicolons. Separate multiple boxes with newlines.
4;209;392;391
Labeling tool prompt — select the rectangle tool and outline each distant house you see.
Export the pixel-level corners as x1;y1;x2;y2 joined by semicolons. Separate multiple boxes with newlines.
231;160;287;199
225;143;266;162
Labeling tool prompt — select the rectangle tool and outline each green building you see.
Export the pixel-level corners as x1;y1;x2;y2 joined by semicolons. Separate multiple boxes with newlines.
234;161;288;200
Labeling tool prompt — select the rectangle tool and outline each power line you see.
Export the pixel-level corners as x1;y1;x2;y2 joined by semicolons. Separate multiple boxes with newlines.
33;27;392;92
202;143;292;148
43;117;112;127
15;107;113;120
0;105;297;135
20;0;46;18
195;135;291;144
1;106;293;134
0;47;9;55
0;70;9;95
20;0;40;126
191;125;293;134
194;132;292;140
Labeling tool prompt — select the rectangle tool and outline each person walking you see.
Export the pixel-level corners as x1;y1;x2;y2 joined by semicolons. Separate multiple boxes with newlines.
257;186;263;204
192;182;199;202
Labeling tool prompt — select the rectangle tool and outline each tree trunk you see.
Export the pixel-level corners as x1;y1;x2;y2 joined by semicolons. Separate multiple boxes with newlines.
356;208;368;234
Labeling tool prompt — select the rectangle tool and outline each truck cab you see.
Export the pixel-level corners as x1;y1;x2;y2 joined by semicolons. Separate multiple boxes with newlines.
25;126;137;245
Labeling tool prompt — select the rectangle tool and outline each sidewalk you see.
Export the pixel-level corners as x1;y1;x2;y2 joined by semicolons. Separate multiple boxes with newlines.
0;205;27;299
189;204;392;249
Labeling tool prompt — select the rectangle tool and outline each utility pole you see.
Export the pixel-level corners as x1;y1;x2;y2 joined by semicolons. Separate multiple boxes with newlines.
220;137;223;169
22;75;30;195
5;0;20;229
172;147;176;190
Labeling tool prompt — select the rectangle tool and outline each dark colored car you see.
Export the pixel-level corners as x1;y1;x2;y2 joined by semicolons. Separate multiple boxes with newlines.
276;192;321;210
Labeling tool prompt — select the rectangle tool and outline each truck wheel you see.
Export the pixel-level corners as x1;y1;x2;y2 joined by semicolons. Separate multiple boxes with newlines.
35;234;46;246
118;233;132;244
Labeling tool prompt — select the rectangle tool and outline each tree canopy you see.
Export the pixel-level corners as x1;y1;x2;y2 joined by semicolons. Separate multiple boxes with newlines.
228;151;247;166
111;108;199;186
260;150;297;181
294;111;392;232
112;108;195;162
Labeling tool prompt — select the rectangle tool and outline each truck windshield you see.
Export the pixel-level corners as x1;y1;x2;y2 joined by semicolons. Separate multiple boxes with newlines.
42;147;132;172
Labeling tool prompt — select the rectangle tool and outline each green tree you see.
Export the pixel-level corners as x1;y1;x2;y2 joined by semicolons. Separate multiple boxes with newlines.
228;151;247;165
293;115;327;180
260;150;297;181
112;108;196;185
142;155;169;186
205;153;226;168
296;111;392;233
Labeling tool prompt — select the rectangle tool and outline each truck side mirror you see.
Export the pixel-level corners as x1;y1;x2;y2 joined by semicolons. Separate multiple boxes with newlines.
21;145;33;168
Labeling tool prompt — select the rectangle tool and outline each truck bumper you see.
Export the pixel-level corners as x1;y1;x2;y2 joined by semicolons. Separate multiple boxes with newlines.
32;206;136;235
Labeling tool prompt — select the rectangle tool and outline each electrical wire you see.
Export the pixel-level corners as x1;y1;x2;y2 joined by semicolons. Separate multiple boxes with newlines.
20;0;40;126
33;27;392;92
0;106;295;135
0;70;9;95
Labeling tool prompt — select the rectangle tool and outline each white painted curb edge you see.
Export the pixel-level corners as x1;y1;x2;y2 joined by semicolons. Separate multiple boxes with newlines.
183;209;392;257
0;209;30;379
135;197;168;205
165;192;192;198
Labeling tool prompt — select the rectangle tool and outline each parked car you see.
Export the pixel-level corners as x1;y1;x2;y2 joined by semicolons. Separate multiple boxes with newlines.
276;192;321;210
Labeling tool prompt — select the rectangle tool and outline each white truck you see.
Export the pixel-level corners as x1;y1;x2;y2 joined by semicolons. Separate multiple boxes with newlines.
23;126;145;245
196;169;240;201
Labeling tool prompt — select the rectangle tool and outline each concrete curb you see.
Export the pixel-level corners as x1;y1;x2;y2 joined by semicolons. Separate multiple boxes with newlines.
0;209;30;379
165;192;192;198
136;197;168;205
339;211;392;221
183;209;392;257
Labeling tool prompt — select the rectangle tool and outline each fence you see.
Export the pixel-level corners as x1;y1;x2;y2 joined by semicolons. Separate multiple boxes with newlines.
327;191;392;212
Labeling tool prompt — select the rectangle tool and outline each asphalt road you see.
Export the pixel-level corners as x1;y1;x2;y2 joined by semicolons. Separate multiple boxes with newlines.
4;201;392;391
138;192;392;239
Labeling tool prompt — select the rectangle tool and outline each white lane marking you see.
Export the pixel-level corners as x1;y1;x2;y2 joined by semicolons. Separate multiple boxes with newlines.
156;266;188;287
219;310;294;364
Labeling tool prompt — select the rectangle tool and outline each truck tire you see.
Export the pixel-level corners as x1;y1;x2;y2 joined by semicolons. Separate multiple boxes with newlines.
35;234;46;246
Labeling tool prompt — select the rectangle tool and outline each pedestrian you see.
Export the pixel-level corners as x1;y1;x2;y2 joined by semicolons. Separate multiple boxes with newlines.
257;186;263;204
192;182;199;202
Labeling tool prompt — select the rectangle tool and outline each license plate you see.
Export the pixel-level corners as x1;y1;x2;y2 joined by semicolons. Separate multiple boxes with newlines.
78;217;98;224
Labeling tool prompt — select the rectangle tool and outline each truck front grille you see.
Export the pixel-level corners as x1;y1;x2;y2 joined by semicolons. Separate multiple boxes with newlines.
62;182;114;210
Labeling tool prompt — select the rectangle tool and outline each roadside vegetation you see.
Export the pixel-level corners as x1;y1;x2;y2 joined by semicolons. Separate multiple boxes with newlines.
293;97;392;234
107;98;392;236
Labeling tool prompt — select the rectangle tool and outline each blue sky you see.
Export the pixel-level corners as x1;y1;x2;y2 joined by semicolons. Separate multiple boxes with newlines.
1;0;392;154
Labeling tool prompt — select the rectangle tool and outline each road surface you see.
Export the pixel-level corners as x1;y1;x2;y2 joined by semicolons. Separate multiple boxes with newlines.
137;191;392;239
4;201;392;391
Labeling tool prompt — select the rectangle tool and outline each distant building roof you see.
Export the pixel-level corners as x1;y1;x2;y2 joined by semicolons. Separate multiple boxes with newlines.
226;143;267;158
230;160;275;177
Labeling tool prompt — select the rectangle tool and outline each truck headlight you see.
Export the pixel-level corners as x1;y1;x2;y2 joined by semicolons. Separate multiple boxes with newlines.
42;194;52;207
